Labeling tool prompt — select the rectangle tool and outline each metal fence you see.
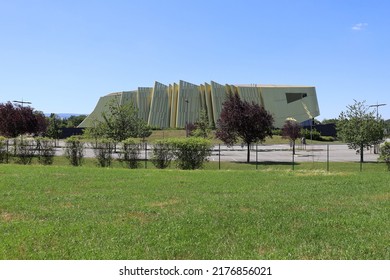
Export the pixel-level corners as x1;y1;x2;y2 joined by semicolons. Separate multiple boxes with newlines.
0;139;383;171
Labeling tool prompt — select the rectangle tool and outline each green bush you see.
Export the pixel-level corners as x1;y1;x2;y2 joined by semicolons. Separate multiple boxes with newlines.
169;137;212;170
320;136;335;142
379;141;390;171
92;138;114;167
14;138;36;165
301;128;322;141
36;137;56;165
272;129;282;136
0;136;9;163
64;136;85;166
151;139;174;169
119;139;141;169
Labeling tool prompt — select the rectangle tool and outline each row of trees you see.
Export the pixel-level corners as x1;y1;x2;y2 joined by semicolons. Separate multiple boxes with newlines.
45;114;86;139
0;102;87;139
215;95;386;166
278;100;386;165
1;96;388;169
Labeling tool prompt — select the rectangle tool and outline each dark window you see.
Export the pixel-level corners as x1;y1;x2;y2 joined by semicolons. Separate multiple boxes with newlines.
286;92;307;104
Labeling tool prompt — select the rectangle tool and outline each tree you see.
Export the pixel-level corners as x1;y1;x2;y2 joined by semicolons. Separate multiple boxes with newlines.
64;115;87;128
137;121;153;142
89;99;152;142
338;100;384;169
384;119;390;137
281;118;302;155
34;111;48;136
0;102;47;137
0;102;18;137
379;141;390;171
216;93;274;163
46;113;63;141
190;109;211;138
321;118;339;125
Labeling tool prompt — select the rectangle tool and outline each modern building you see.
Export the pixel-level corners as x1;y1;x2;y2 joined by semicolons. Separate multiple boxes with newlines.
78;80;320;129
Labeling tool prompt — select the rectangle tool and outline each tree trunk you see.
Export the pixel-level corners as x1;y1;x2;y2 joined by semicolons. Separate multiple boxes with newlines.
247;142;250;163
293;140;296;155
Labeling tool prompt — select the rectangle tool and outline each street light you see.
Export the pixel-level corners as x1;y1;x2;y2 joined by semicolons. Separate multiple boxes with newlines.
13;99;32;107
369;102;386;120
369;102;386;154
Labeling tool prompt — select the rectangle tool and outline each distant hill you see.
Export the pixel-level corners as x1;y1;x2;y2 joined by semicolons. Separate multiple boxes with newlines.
44;113;86;119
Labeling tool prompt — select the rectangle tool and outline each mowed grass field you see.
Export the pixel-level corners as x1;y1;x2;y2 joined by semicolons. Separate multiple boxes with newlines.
0;164;389;260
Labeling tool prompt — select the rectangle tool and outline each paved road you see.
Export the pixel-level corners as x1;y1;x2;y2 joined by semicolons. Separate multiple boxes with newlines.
55;142;381;163
208;144;379;163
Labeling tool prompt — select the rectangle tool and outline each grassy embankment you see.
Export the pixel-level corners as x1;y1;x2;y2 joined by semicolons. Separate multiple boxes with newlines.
0;163;388;259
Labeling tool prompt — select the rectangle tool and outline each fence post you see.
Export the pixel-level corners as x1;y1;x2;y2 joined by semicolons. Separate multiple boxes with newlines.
256;143;258;170
327;144;329;172
144;142;147;169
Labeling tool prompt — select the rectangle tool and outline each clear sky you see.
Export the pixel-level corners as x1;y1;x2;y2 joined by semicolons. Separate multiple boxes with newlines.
1;0;389;120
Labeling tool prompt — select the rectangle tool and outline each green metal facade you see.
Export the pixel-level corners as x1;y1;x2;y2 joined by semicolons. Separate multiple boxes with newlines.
78;80;320;128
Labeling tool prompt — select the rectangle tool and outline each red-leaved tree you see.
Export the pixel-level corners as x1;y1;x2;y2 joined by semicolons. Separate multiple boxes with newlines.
216;93;274;163
281;118;302;155
0;102;47;137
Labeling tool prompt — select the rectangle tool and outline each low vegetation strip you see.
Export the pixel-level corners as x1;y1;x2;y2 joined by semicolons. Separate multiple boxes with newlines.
0;165;389;259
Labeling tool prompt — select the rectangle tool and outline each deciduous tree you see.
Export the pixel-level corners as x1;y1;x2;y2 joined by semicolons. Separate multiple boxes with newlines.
0;102;47;137
338;100;384;169
281;118;302;155
46;113;63;141
216;93;274;163
190;109;211;139
88;99;152;142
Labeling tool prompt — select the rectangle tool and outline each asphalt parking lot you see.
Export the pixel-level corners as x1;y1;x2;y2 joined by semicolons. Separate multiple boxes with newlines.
208;144;380;163
57;142;381;163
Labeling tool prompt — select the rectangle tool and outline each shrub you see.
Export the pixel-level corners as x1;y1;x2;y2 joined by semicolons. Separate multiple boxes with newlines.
272;129;282;136
320;136;335;142
36;137;56;165
14;138;36;165
151;139;174;169
170;137;212;170
92;138;114;167
119;139;141;169
0;136;9;163
64;136;85;166
301;128;322;141
379;141;390;171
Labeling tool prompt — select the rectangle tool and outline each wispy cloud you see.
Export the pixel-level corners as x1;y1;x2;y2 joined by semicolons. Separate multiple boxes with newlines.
352;23;368;31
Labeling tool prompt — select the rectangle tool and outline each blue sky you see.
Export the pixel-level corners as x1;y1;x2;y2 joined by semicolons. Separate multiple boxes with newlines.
0;0;389;120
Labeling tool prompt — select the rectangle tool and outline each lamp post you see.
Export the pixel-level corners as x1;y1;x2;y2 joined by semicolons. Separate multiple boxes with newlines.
13;99;32;107
369;102;386;154
369;102;386;120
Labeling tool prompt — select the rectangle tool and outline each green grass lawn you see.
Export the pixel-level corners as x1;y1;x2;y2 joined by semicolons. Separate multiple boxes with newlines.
144;129;340;145
0;164;389;260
